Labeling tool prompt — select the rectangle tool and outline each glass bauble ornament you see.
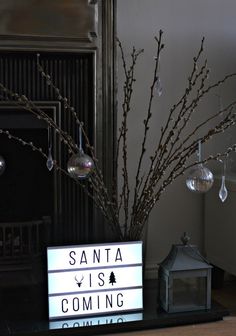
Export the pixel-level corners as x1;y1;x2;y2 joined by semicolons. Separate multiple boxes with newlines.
46;150;54;171
0;155;6;175
218;160;228;202
46;126;54;171
155;76;163;97
67;150;94;179
219;175;228;202
186;164;214;193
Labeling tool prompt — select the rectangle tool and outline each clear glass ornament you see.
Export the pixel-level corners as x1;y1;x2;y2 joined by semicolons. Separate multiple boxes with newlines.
46;126;54;171
186;165;214;193
219;176;228;202
155;76;163;97
0;155;6;175
67;150;94;179
219;160;228;202
186;141;214;193
154;54;162;97
46;149;54;171
67;123;94;179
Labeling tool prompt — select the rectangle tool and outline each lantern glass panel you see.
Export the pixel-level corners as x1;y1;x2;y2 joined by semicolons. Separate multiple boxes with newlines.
173;277;207;308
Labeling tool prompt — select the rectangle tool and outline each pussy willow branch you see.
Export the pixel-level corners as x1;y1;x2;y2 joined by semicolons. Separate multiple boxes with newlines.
133;100;236;235
134;137;236;241
154;91;233;184
159;60;210;161
0;129;107;217
133;107;236;240
130;34;206;230
0;66;122;239
36;56;98;167
130;30;164;236
145;73;235;201
37;54;120;236
0;125;122;239
131;34;206;230
115;38;144;237
125;33;236;239
167;102;236;168
151;56;210;179
156;37;205;156
0;86;77;154
35;56;123;237
1;32;236;242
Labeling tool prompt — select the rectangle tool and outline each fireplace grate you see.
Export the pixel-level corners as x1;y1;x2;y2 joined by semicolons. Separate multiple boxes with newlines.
0;217;50;287
0;217;50;258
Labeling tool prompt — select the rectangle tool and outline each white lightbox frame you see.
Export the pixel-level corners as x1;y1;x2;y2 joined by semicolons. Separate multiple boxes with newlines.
47;241;143;320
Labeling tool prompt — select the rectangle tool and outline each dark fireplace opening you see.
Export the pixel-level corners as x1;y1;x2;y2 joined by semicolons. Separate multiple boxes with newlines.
0;128;53;223
0;108;53;291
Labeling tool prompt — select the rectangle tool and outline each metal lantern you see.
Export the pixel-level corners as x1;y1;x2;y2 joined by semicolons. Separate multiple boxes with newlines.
158;233;212;313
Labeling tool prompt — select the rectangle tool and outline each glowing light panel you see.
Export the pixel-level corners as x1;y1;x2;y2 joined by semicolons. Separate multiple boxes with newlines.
47;241;143;320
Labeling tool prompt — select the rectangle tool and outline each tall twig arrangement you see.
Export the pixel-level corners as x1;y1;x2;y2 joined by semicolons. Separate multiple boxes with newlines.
0;30;236;241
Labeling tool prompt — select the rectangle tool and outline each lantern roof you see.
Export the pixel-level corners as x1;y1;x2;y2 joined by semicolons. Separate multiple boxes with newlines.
160;233;212;273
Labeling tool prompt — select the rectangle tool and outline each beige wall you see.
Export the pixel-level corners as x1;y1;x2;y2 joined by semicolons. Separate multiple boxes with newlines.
117;0;236;277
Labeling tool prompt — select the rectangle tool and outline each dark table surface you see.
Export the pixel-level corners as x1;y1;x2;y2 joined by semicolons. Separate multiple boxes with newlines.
0;280;229;336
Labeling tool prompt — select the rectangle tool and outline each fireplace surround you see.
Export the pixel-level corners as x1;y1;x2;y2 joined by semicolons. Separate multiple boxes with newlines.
0;0;116;246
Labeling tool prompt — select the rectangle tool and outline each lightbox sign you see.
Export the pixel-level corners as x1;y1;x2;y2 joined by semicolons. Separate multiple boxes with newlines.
47;241;143;320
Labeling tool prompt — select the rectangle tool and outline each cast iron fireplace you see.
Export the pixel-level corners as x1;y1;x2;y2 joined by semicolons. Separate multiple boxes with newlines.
0;52;94;245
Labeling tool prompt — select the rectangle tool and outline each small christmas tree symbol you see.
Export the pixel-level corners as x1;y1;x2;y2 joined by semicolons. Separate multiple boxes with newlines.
109;271;116;285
